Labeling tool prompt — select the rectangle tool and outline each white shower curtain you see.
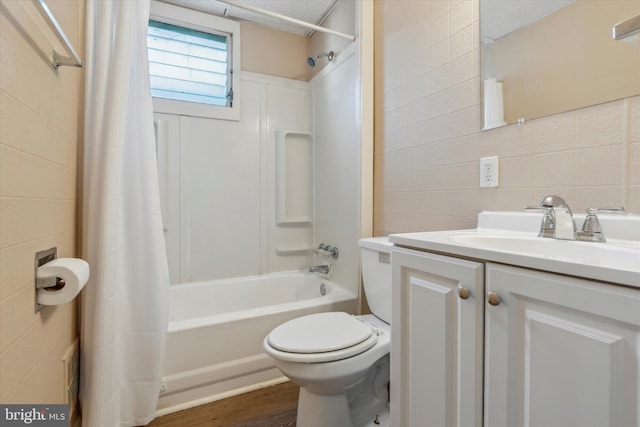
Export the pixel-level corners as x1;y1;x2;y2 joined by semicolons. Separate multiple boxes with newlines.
81;1;169;426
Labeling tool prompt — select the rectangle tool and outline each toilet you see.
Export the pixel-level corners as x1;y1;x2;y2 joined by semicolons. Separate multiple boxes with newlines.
263;237;392;427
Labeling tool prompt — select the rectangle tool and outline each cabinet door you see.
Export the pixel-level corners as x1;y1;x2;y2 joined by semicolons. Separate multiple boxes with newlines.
485;263;640;427
391;248;484;427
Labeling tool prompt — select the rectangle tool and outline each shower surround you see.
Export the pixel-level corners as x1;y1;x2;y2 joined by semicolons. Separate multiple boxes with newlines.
153;37;367;413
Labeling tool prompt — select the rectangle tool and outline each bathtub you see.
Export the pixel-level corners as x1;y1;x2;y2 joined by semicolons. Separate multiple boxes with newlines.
156;271;358;415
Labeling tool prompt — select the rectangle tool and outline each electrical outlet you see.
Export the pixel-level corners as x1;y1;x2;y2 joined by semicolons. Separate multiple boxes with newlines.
480;156;499;187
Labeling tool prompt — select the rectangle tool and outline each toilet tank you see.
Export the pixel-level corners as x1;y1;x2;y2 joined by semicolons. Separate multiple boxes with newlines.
359;237;393;324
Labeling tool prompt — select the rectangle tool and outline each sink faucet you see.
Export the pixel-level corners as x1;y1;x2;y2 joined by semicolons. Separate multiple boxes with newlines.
309;264;330;275
538;195;576;240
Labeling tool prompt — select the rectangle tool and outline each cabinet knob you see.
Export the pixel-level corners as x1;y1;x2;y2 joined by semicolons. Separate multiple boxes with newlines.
487;292;501;306
458;286;470;300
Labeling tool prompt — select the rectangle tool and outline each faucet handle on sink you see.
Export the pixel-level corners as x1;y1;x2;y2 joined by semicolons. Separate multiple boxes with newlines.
577;209;605;242
586;207;626;215
577;207;625;243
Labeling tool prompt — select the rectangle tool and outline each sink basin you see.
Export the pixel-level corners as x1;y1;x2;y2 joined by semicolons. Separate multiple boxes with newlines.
389;211;640;287
451;234;640;270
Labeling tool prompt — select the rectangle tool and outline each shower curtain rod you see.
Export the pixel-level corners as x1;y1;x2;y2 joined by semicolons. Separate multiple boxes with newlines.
216;0;356;41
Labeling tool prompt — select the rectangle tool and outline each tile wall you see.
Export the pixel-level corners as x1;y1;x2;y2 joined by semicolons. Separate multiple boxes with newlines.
0;0;84;404
374;0;639;236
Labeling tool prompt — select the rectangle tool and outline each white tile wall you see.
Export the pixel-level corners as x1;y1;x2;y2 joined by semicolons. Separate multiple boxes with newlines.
374;0;639;236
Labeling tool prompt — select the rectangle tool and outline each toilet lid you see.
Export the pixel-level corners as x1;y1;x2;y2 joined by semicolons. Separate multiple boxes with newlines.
267;312;374;354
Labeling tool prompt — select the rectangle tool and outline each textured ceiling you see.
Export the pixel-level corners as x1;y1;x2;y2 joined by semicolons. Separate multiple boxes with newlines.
161;0;338;37
165;0;579;44
481;0;576;43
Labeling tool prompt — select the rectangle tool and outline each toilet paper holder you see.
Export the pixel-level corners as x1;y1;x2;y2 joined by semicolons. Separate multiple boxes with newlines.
34;247;90;313
35;247;64;312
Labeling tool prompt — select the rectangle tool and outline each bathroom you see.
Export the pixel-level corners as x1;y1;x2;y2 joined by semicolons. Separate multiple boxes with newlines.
0;0;638;426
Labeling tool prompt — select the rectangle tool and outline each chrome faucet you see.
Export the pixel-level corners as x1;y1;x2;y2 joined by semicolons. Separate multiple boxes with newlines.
538;195;576;240
314;243;339;259
309;264;330;275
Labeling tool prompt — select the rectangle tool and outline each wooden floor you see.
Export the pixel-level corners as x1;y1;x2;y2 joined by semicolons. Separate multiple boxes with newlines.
147;382;300;427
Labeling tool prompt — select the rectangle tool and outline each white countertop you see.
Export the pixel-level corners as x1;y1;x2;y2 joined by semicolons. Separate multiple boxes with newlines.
389;211;640;288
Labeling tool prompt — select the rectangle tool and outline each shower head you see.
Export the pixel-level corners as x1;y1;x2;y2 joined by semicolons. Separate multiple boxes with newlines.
306;51;334;67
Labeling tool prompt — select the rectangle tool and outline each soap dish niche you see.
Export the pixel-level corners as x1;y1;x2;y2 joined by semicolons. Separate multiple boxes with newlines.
276;131;313;225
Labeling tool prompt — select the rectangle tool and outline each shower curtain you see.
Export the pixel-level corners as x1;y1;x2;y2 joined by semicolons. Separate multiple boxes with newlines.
81;1;169;426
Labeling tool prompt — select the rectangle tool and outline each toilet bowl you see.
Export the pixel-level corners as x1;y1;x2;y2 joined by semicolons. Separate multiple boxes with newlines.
263;237;392;427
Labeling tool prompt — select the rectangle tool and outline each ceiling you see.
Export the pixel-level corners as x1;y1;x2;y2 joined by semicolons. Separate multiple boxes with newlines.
161;0;339;37
481;0;575;43
164;0;580;44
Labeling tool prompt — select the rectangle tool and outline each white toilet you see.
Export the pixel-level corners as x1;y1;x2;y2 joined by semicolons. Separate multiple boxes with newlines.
263;237;392;427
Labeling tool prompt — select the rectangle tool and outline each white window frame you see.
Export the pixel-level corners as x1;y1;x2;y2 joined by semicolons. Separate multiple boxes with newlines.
149;1;241;121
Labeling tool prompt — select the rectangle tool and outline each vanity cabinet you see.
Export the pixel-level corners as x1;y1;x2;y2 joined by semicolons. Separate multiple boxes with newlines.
391;247;485;427
391;247;640;427
485;263;640;427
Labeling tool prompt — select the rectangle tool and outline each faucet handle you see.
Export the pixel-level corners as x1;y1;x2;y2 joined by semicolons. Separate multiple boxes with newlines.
525;205;545;212
576;207;625;243
314;244;339;259
577;209;606;242
586;207;626;215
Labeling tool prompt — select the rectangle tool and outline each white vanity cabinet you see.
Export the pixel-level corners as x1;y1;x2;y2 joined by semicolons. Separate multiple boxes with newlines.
391;247;485;427
391;247;640;427
484;263;640;427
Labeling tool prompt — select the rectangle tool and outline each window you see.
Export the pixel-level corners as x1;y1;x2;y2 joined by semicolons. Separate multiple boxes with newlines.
148;20;231;107
149;1;241;120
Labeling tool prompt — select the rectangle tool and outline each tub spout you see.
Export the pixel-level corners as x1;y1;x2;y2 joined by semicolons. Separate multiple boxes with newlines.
309;264;330;275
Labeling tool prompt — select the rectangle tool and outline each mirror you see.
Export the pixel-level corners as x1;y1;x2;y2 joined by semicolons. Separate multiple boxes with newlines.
480;0;640;130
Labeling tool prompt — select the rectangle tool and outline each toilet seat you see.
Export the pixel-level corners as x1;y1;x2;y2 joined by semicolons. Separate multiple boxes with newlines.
265;312;378;363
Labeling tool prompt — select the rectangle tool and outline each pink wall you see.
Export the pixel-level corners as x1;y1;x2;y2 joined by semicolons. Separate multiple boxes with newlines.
374;0;639;236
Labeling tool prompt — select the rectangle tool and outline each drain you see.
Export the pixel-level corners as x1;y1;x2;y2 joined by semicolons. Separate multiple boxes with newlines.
320;282;327;296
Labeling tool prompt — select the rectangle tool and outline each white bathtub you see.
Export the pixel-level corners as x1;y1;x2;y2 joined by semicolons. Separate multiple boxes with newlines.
156;271;358;415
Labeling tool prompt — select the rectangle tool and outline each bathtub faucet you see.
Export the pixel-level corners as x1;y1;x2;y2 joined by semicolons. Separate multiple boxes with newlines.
309;264;330;275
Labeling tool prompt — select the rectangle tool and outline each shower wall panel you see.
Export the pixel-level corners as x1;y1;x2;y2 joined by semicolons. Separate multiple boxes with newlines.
311;43;362;295
265;82;313;274
155;73;312;284
179;81;263;282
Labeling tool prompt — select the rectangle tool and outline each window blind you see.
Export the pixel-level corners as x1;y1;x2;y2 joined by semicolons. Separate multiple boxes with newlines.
148;20;231;107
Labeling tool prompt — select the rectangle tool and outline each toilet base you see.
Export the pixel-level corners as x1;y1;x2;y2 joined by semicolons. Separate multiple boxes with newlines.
295;355;390;427
297;388;353;427
296;389;391;427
